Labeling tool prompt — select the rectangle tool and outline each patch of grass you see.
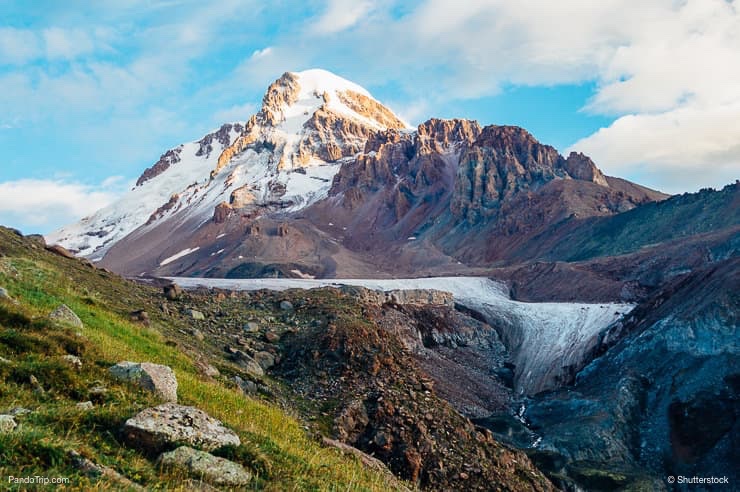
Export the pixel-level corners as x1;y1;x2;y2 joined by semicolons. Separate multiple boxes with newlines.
0;226;406;490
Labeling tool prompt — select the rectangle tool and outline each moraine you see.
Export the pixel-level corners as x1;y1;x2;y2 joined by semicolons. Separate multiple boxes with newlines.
168;276;633;395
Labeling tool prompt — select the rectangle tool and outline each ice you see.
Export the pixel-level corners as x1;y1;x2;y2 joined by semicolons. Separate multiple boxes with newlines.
167;275;633;394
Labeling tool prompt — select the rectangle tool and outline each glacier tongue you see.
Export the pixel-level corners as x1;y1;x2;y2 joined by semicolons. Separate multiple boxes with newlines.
167;276;633;395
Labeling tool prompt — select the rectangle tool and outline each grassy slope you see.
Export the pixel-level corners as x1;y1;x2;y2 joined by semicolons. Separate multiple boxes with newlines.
536;182;739;262
0;227;406;491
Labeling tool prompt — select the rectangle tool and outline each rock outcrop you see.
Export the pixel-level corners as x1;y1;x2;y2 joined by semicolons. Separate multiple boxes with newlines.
48;304;83;328
340;286;454;307
109;361;178;402
157;446;251;487
122;403;240;453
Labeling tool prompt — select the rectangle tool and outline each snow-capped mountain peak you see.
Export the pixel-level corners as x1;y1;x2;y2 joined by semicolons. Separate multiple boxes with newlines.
47;69;408;259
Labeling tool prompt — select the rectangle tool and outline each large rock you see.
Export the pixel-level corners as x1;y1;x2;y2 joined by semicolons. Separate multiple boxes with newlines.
230;350;264;377
45;244;76;259
109;361;178;402
122;403;240;453
0;415;17;433
253;351;275;370
48;304;83;328
157;446;251;487
163;283;182;300
0;287;10;301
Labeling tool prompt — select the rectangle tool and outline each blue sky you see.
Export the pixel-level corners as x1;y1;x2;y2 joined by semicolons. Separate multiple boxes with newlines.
1;0;738;233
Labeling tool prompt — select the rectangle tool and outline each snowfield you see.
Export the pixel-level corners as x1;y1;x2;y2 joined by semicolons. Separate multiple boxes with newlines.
168;276;633;395
48;69;411;260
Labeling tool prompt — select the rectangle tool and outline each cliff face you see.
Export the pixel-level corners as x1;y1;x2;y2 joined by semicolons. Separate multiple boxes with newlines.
451;126;611;223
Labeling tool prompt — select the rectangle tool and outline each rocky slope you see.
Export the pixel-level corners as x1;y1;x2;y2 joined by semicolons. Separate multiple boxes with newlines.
521;257;739;490
1;226;557;490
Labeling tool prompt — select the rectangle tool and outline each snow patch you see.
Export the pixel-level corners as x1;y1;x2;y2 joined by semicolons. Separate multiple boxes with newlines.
160;247;200;266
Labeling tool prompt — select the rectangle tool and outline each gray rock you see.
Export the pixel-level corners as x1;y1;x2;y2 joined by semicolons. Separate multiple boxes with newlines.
122;403;240;453
76;401;94;411
192;329;205;341
0;415;17;433
188;309;205;321
279;300;293;311
0;287;10;300
253;351;275;370
157;446;251;487
109;361;178;402
7;407;30;416
231;351;264;377
0;356;10;364
49;304;83;328
61;354;82;371
233;376;257;395
243;321;260;332
29;375;44;394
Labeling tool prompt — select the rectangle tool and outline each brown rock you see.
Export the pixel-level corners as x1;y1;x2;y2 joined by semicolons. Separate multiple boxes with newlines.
45;244;76;259
163;283;182;300
213;202;232;224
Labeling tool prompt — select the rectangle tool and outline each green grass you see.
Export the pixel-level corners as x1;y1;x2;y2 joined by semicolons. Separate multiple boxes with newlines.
0;228;408;491
539;183;739;261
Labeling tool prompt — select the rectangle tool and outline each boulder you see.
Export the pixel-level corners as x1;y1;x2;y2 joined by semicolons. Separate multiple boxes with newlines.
264;331;280;343
253;351;275;370
76;401;94;411
157;446;251;487
130;310;150;325
109;361;178;403
163;283;182;300
187;309;205;321
122;403;240;453
45;244;76;259
0;415;17;433
243;321;260;332
230;351;264;377
233;376;257;395
61;354;83;371
279;300;293;311
0;287;10;300
49;304;83;328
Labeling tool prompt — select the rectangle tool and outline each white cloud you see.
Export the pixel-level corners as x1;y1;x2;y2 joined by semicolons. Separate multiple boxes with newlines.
212;102;256;124
569;102;740;193
42;28;98;59
312;0;375;34
290;0;740;191
250;47;272;60
0;178;126;233
0;27;42;64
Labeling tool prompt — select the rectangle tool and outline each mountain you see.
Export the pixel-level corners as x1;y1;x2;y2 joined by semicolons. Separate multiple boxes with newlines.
48;69;671;280
16;69;740;490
